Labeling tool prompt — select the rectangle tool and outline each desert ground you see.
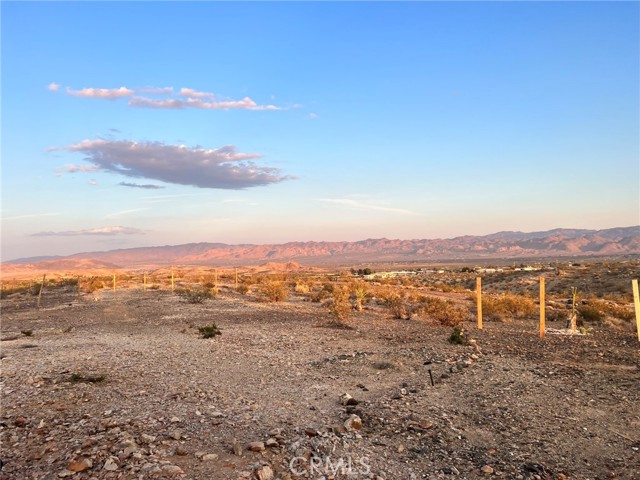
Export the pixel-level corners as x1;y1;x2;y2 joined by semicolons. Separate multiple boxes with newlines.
1;261;639;480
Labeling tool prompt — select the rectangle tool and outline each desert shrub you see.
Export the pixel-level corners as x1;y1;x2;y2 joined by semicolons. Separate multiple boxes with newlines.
311;282;334;303
349;281;369;311
579;298;634;322
259;281;288;302
85;277;105;293
385;293;408;319
294;280;311;294
546;308;568;322
180;287;214;304
198;323;222;339
326;285;351;323
237;283;250;294
448;326;466;345
416;295;469;326
482;293;537;322
0;284;32;298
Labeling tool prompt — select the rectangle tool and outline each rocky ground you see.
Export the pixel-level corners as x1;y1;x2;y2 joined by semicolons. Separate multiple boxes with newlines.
1;285;639;480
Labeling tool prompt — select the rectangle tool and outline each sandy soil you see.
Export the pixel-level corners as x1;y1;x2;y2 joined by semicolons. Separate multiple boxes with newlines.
1;285;639;480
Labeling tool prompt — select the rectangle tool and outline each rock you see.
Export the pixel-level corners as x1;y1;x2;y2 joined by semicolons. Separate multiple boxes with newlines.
255;465;274;480
67;459;91;472
175;445;188;456
162;464;184;475
140;434;156;444
232;439;243;456
340;393;358;406
170;416;180;423
201;453;219;461
481;465;494;475
247;441;265;452
265;438;279;448
400;388;408;396
210;411;224;418
344;414;363;431
14;417;26;428
169;430;182;441
305;428;318;437
103;457;119;471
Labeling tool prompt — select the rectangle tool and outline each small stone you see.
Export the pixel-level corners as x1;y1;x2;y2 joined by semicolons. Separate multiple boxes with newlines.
247;441;265;452
265;438;279;448
397;445;405;453
14;416;26;427
194;451;206;459
340;393;358;406
255;465;274;480
103;457;118;471
169;430;181;440
162;465;184;475
210;411;224;418
344;414;363;431
201;453;219;461
140;433;156;444
68;459;91;472
232;439;243;456
481;465;494;475
400;388;408;396
170;416;180;423
305;428;318;437
175;445;188;456
268;428;282;436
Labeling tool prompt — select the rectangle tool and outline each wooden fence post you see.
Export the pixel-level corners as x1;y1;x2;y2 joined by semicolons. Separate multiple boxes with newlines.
235;268;239;289
540;276;546;339
632;279;640;342
476;277;483;330
143;272;147;294
113;274;117;292
171;269;175;294
37;274;46;308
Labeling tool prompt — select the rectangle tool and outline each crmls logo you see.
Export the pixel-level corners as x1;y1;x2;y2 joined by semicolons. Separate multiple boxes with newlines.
289;454;371;477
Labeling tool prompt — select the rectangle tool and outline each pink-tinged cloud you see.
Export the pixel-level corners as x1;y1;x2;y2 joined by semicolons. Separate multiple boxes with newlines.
119;182;165;190
138;86;174;94
129;95;280;111
57;139;293;189
31;226;145;237
179;87;213;98
66;86;134;99
48;82;60;92
60;164;101;173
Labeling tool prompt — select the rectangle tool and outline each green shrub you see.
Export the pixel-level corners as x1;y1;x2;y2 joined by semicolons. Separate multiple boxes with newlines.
198;323;222;339
349;281;369;312
180;287;214;304
448;326;466;345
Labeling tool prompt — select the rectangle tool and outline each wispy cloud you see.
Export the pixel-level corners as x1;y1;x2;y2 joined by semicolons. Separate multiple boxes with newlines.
52;84;281;110
59;163;101;173
3;212;61;221
119;181;165;190
51;139;294;189
66;86;134;99
105;208;149;218
318;198;419;216
31;226;145;237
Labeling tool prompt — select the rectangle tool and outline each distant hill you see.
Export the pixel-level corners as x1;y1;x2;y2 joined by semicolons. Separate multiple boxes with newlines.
3;226;639;269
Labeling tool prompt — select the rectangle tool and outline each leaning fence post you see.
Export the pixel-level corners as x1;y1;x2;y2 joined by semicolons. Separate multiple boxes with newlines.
113;274;117;292
37;274;46;308
143;272;147;294
476;277;483;330
632;279;640;342
171;269;175;294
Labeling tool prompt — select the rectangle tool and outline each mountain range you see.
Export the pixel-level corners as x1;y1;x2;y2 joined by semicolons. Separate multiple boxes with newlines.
4;226;639;270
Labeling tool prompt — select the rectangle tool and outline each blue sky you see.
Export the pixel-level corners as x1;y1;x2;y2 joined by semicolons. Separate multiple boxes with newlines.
2;1;638;260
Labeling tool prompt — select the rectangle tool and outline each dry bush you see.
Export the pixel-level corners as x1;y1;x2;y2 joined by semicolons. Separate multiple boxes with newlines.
579;299;634;323
482;293;537;322
294;280;311;294
236;283;250;295
311;282;334;303
415;295;470;326
179;287;215;304
259;281;289;302
326;285;351;323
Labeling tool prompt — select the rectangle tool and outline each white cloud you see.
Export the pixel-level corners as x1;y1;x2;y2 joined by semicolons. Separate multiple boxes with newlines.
318;198;419;216
308;112;318;120
48;82;60;92
106;208;149;218
66;86;134;99
31;226;145;237
119;182;165;189
55;84;282;110
55;139;294;189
